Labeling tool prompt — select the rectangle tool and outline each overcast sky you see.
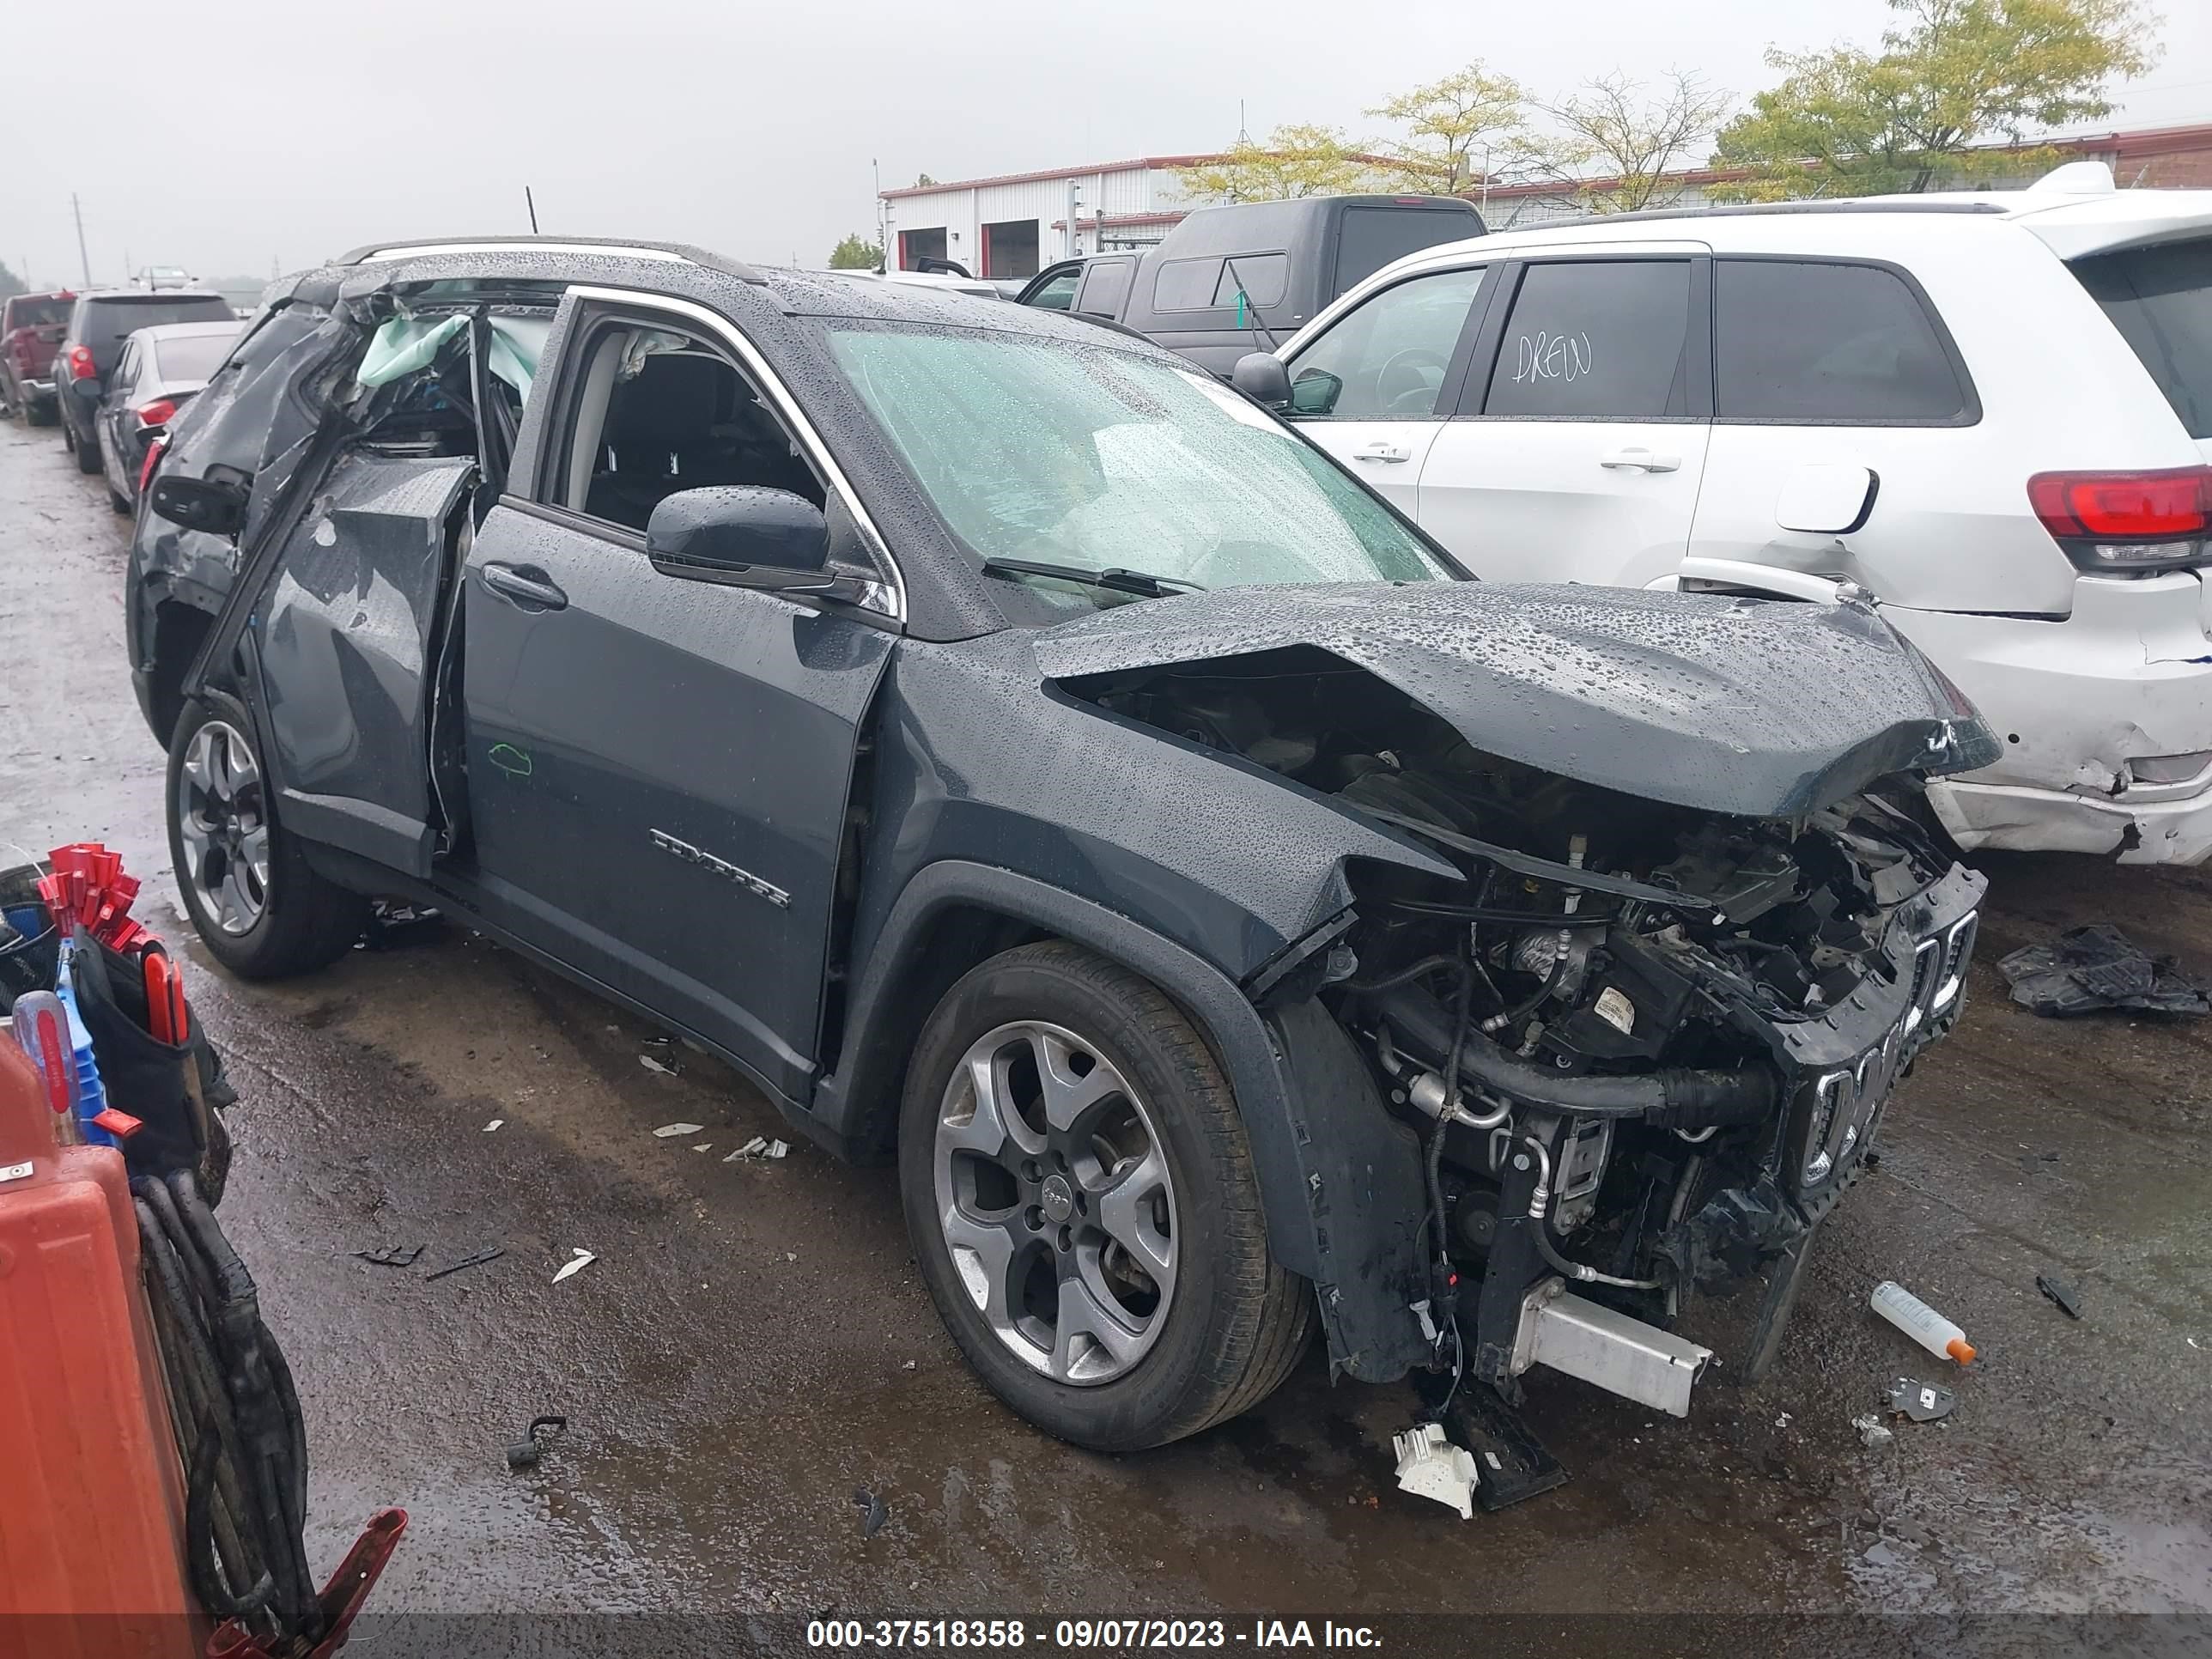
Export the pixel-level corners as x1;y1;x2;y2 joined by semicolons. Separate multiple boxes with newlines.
4;0;2206;289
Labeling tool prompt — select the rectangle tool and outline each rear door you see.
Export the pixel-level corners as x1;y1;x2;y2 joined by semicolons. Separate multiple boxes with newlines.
1415;253;1712;587
1278;264;1495;519
459;293;896;1102
1686;257;1984;594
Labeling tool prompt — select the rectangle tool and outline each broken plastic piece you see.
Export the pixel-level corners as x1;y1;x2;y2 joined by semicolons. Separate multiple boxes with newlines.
424;1245;503;1280
354;1244;423;1268
641;1054;680;1076
552;1248;595;1284
721;1135;790;1163
1886;1376;1956;1423
1851;1413;1894;1449
854;1487;889;1538
1870;1279;1976;1364
506;1414;568;1471
483;1118;504;1133
2037;1273;2083;1320
1391;1423;1480;1521
652;1121;703;1138
1996;925;2209;1018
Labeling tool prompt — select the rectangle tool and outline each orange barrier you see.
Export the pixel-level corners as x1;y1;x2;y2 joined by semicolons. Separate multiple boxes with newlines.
0;1030;197;1658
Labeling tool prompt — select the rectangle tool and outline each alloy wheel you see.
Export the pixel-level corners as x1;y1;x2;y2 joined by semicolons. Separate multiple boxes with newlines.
933;1019;1178;1385
176;720;270;935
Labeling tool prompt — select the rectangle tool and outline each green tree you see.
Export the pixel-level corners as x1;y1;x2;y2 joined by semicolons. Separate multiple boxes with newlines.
0;261;24;301
1711;0;2157;199
1176;124;1376;203
1366;63;1533;194
1519;71;1735;213
828;233;883;270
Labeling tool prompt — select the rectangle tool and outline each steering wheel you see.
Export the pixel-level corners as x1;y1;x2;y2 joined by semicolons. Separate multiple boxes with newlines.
1376;347;1449;415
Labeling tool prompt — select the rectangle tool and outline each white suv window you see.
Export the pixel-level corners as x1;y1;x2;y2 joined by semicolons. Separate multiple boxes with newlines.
1483;259;1694;420
1714;258;1972;426
1285;266;1486;419
2072;238;2211;441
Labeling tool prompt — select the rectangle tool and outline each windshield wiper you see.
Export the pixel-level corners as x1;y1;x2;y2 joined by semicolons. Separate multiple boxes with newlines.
981;557;1205;598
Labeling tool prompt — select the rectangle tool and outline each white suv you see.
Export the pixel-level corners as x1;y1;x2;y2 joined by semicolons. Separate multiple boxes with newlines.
1270;166;2212;864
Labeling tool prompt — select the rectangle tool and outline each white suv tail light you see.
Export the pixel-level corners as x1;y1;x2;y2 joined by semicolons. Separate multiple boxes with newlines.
2027;465;2212;573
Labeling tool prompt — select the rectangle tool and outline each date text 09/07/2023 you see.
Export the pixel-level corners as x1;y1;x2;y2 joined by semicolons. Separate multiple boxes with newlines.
806;1620;1383;1649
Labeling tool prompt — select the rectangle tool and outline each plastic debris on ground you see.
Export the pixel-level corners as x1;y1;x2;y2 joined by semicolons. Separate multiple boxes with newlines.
722;1135;789;1163
1870;1279;1977;1365
639;1053;682;1076
1391;1423;1480;1521
483;1118;503;1133
1996;925;2209;1018
355;1244;423;1267
652;1121;703;1139
1852;1413;1895;1449
854;1488;890;1538
552;1248;596;1284
506;1415;568;1471
2037;1272;2084;1319
424;1244;503;1280
1886;1376;1957;1423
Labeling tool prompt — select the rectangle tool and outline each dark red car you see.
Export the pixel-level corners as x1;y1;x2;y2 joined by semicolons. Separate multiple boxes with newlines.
0;291;74;426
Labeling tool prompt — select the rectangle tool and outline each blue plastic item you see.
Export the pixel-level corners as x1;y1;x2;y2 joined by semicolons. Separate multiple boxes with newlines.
52;951;112;1147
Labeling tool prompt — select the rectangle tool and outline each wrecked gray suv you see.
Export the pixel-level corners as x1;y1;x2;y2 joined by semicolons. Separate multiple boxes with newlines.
127;237;1992;1464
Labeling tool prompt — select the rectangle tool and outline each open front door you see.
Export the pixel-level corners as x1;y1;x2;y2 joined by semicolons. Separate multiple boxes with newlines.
252;454;477;878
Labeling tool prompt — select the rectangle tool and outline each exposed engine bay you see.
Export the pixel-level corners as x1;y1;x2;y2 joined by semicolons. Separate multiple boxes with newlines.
1073;644;1985;1413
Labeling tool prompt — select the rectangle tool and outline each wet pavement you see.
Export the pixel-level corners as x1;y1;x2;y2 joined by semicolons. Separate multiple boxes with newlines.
3;412;2208;1625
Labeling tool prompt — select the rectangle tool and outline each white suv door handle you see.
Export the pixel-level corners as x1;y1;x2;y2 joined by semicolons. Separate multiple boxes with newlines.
1358;441;1413;464
1599;446;1680;472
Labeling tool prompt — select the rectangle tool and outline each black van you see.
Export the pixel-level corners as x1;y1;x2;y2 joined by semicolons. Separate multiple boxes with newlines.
1020;194;1484;374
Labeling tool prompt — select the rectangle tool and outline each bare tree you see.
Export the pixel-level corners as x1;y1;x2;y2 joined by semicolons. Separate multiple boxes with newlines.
1524;71;1735;213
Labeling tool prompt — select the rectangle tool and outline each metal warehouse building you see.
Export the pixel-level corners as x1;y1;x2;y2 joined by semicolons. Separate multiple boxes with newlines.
879;157;1208;276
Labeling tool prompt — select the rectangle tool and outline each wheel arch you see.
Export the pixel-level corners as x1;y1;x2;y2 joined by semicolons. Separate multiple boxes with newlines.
807;862;1314;1261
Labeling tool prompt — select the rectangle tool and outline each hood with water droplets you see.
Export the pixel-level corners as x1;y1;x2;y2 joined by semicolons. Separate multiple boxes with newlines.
1033;581;1999;818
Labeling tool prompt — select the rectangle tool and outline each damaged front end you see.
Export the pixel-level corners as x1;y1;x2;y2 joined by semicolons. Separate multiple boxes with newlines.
1043;582;1993;1419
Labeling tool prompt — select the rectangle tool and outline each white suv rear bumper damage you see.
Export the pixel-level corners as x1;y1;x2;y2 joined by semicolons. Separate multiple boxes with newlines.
1927;775;2212;864
1884;574;2212;865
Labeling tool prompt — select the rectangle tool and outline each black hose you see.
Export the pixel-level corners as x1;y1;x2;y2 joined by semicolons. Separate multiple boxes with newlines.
1422;965;1474;1273
1342;952;1459;994
1458;1028;1776;1127
132;1174;323;1644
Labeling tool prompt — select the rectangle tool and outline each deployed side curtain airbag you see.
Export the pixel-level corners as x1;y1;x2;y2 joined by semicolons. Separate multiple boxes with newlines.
355;313;469;390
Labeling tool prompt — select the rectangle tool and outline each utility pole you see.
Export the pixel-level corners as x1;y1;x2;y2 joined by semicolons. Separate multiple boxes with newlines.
72;193;91;288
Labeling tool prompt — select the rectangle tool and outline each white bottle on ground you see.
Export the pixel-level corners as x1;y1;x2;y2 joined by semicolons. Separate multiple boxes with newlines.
1870;1280;1977;1364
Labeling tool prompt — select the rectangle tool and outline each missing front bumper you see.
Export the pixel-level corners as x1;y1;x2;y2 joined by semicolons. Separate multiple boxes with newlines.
1512;1282;1712;1417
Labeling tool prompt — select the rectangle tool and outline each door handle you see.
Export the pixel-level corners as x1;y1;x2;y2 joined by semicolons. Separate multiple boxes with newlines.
479;562;568;611
1598;447;1680;473
1357;441;1413;464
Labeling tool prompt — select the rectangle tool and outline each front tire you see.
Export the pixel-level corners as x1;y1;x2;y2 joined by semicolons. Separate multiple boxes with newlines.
167;693;367;979
900;941;1314;1450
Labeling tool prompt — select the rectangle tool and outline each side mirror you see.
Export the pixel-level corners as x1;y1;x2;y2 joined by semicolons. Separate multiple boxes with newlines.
1231;352;1291;410
646;486;840;592
1775;464;1879;536
73;374;104;403
149;474;250;538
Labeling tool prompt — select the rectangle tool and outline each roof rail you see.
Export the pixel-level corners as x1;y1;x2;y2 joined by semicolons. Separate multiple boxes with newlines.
1506;198;2008;229
331;234;769;286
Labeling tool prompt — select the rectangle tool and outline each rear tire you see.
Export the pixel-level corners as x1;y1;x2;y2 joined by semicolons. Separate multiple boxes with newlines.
70;413;101;472
25;400;56;428
900;940;1314;1450
167;691;368;980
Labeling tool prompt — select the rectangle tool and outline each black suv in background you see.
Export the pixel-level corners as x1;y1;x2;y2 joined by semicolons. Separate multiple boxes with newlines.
53;288;234;471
